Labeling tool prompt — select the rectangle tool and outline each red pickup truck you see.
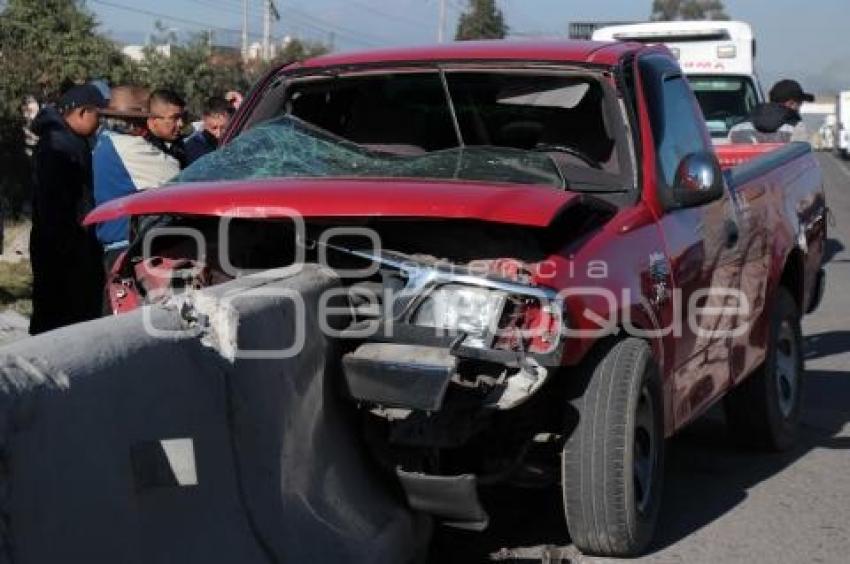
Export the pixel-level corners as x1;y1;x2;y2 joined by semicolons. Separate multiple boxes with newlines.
86;41;826;556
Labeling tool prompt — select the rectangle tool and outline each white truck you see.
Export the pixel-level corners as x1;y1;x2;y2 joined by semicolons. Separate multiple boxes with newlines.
592;20;764;143
835;91;850;158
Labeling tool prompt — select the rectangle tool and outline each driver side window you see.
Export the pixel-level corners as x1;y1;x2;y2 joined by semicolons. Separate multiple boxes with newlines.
656;77;712;187
640;55;711;190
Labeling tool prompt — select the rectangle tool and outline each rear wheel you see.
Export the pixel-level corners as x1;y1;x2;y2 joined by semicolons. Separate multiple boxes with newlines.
561;338;664;557
724;286;803;451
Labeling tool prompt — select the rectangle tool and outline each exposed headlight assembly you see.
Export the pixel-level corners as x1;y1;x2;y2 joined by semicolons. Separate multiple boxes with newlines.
413;284;508;349
411;283;562;354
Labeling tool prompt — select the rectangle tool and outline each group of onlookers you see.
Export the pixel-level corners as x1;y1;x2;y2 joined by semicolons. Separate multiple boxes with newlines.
27;82;238;335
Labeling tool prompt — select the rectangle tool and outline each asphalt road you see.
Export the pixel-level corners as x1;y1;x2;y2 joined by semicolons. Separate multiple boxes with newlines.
429;153;850;564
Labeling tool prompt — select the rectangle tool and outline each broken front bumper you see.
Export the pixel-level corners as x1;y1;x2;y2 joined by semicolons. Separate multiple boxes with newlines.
341;341;557;530
342;342;551;413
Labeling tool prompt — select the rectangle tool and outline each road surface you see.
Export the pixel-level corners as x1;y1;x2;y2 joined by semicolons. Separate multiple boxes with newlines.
429;153;850;564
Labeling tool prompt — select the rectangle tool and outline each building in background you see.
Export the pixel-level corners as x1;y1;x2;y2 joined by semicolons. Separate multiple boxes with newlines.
121;44;172;62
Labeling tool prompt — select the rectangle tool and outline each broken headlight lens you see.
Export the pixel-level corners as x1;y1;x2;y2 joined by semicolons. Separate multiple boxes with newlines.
413;284;507;348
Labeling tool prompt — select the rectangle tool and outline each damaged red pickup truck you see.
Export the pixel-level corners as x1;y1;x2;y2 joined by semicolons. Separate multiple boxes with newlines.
86;41;826;556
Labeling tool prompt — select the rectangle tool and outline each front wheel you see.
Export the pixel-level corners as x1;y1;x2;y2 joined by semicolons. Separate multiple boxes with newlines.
561;338;665;557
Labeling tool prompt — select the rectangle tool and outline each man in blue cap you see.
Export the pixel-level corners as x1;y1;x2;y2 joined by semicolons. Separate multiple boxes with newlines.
29;83;107;334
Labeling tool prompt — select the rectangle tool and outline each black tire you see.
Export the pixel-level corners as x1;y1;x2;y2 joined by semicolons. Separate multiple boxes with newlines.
561;338;665;557
724;286;803;451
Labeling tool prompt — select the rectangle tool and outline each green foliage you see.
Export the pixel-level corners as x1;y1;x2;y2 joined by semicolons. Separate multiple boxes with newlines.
0;1;331;215
651;0;729;21
246;37;331;85
0;258;33;317
136;27;248;118
0;0;134;114
279;37;331;63
0;0;135;215
455;0;508;41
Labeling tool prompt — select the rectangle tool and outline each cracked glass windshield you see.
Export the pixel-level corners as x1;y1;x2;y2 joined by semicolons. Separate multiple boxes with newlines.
179;70;622;189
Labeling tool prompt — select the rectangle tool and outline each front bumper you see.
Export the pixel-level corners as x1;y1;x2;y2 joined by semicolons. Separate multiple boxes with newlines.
343;343;456;411
341;341;556;530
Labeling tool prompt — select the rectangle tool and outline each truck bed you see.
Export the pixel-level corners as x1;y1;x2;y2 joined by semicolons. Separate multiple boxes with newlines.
716;142;786;169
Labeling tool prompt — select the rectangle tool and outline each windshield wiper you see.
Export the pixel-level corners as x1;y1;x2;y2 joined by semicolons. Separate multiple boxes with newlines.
532;143;603;170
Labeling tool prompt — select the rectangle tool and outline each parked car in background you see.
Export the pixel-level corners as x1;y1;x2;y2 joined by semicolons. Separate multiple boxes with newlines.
818;116;835;151
86;40;826;557
593;20;763;144
836;91;850;158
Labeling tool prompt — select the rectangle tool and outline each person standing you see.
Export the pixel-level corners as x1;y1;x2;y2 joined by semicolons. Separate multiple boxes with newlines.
184;97;232;165
145;89;189;168
93;86;181;272
29;84;107;334
729;79;815;144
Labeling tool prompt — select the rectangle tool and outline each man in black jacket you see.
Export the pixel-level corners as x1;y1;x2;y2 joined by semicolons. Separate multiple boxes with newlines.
184;96;232;165
29;84;107;334
729;79;815;144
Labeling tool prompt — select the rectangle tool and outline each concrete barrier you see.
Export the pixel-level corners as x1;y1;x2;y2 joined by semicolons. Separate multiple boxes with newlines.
0;265;421;563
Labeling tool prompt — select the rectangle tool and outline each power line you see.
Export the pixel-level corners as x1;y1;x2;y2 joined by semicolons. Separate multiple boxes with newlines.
335;0;424;30
90;0;265;40
185;0;248;17
278;3;388;47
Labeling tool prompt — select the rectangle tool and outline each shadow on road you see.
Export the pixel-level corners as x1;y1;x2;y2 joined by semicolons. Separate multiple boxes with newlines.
428;341;850;562
805;331;850;361
651;366;850;553
823;238;845;264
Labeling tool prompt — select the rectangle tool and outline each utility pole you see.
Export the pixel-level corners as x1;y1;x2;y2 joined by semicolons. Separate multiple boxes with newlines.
437;0;447;43
242;0;248;60
263;0;281;61
263;0;270;61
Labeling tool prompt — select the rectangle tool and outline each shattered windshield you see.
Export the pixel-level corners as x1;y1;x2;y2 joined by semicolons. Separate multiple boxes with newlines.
176;115;564;187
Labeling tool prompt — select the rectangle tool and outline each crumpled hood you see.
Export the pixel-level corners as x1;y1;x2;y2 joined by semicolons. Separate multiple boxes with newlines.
750;103;801;134
84;177;590;229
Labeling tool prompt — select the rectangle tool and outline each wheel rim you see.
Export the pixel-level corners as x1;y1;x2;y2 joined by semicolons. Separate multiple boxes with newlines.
775;320;799;419
633;384;657;515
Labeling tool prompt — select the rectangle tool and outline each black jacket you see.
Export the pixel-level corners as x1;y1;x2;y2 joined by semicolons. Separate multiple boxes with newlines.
749;102;802;134
184;129;218;165
145;133;188;169
29;106;104;334
30;106;95;254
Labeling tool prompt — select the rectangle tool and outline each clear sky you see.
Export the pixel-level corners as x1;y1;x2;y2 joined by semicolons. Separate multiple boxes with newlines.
88;0;850;93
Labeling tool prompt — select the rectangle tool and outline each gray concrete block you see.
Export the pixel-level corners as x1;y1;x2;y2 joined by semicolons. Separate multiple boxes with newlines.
0;265;421;564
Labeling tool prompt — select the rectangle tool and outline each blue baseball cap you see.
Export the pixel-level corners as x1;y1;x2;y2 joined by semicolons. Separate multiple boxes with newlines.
57;84;108;113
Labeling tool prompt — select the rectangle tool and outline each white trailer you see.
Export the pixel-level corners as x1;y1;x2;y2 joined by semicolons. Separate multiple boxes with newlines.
593;21;763;143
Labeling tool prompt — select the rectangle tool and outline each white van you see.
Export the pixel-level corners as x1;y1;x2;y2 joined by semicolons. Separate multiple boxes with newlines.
592;21;764;143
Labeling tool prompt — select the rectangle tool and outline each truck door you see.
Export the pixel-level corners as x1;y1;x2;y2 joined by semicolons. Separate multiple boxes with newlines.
638;53;744;428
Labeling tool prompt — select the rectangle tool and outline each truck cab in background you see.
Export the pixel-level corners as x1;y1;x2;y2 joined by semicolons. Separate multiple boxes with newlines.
836;91;850;158
593;20;763;144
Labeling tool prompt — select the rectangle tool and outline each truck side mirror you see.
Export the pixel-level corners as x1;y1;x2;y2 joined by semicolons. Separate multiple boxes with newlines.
671;152;724;209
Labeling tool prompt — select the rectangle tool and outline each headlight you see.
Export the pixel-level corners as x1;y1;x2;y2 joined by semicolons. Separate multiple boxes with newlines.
413;284;507;348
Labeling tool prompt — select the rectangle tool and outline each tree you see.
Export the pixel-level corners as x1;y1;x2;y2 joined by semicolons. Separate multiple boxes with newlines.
279;37;331;63
246;37;332;83
455;0;508;41
651;0;729;21
136;26;248;118
0;0;135;215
